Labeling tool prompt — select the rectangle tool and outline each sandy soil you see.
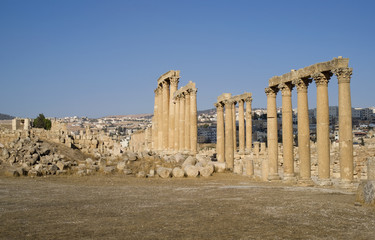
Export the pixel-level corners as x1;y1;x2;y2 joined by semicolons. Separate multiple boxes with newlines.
1;174;374;240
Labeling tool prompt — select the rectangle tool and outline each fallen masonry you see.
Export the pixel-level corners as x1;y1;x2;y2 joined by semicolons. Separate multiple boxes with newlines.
0;136;223;178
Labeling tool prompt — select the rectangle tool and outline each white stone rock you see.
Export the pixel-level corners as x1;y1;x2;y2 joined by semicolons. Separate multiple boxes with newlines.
172;167;184;178
157;167;172;178
184;165;199;177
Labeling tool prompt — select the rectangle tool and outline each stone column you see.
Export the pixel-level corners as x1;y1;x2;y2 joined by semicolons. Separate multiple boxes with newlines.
169;77;179;151
157;86;163;150
232;101;237;153
224;99;234;169
179;93;185;151
215;102;225;162
185;91;191;151
153;88;159;150
238;99;245;154
265;87;280;180
245;97;253;153
333;67;353;183
190;88;198;154
162;81;170;150
313;72;332;185
174;97;180;151
294;78;312;182
279;82;295;181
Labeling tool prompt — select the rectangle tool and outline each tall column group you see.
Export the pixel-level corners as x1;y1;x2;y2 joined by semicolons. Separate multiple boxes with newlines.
173;81;198;154
215;92;253;170
151;71;198;154
265;57;354;185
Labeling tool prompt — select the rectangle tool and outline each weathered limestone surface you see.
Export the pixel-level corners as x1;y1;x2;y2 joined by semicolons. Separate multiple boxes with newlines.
215;92;252;171
265;57;353;185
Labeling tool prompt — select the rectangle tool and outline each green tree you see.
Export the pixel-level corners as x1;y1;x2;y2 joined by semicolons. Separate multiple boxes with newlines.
33;113;51;130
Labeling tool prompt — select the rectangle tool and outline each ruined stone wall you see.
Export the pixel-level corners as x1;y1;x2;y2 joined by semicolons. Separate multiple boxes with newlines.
231;139;374;182
0;121;124;158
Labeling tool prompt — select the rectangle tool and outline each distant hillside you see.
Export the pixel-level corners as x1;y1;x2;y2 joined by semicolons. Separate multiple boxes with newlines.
198;108;216;115
0;113;15;120
104;114;153;119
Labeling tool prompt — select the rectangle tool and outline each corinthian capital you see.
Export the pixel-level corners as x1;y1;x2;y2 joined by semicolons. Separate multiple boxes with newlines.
312;72;332;86
332;67;352;84
293;78;311;93
244;96;252;103
214;102;224;110
169;76;179;86
278;82;293;96
265;87;278;97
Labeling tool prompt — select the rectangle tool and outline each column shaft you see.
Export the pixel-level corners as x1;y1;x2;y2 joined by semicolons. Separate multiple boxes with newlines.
179;94;185;151
157;86;163;150
185;91;191;151
313;72;331;183
162;81;170;150
245;98;252;152
232;102;237;153
238;100;245;154
224;100;234;169
174;97;180;151
266;87;280;180
334;68;353;182
295;79;311;180
190;89;198;154
215;102;225;162
279;83;295;179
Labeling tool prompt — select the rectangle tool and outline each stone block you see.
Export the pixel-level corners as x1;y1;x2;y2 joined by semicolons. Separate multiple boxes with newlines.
157;167;172;178
356;180;375;207
172;167;184;178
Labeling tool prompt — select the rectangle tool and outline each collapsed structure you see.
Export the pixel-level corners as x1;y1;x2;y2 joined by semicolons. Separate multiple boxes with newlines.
265;56;353;185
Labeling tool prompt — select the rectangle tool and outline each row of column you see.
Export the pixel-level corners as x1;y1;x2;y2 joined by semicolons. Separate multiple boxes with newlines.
265;67;353;184
173;87;198;154
215;94;253;170
152;76;179;151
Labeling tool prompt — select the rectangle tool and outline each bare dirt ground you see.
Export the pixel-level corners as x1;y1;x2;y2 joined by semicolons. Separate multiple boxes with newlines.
1;174;375;240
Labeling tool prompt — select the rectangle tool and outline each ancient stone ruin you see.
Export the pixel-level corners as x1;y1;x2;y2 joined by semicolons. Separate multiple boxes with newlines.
150;70;198;154
265;56;353;185
214;92;252;169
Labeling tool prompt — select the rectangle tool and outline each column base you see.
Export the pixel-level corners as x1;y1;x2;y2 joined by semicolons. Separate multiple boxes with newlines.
245;149;252;154
267;173;281;181
238;150;245;155
283;174;297;184
337;179;356;189
318;178;333;186
298;178;315;186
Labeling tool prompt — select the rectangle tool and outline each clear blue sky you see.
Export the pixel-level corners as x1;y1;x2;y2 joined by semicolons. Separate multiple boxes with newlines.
1;0;374;118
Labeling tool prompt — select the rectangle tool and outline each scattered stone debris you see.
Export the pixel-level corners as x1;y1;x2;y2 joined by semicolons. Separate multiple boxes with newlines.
0;137;220;178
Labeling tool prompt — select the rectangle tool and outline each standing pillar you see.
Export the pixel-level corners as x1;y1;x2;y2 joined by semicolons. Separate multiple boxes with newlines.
174;97;180;151
179;93;185;151
279;83;295;181
224;100;234;169
185;91;191;151
245;97;253;153
313;72;332;185
169;77;179;151
190;88;198;154
238;99;245;154
333;68;353;183
232;101;237;153
152;88;159;150
265;87;280;180
157;86;163;150
162;81;170;150
295;78;312;182
215;102;225;162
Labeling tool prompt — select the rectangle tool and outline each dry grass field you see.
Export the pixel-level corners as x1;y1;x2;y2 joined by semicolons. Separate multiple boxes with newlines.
1;173;374;239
